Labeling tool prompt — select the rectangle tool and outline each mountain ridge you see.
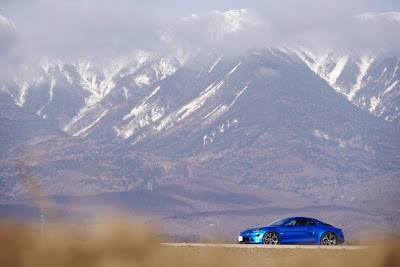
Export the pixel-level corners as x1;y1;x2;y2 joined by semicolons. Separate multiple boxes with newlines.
0;10;398;204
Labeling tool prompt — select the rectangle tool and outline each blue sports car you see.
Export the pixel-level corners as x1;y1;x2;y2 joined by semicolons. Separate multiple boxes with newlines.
238;217;344;245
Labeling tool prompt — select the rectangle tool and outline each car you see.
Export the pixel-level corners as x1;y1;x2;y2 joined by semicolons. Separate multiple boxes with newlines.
238;217;344;245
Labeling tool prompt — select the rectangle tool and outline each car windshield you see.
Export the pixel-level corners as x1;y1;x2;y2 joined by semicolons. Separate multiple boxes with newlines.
267;218;289;227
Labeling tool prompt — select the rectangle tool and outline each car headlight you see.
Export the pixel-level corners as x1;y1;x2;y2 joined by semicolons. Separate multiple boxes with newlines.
252;228;262;233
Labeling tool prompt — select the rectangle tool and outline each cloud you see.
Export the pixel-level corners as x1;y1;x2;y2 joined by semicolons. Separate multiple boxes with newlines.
0;0;179;79
253;0;400;52
162;9;264;57
17;0;173;59
259;67;280;78
0;15;18;55
157;0;400;57
352;12;400;52
0;0;399;75
0;15;21;80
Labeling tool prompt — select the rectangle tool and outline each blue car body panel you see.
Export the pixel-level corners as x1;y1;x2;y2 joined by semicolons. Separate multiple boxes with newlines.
239;217;345;245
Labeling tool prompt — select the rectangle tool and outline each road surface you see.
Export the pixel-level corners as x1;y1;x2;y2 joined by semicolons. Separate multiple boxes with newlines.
162;243;363;250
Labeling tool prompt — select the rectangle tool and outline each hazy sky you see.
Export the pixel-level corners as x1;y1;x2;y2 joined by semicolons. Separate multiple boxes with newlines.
0;0;399;71
1;0;398;17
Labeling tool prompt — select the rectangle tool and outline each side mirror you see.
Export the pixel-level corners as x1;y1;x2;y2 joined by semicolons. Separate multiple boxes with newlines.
286;222;293;227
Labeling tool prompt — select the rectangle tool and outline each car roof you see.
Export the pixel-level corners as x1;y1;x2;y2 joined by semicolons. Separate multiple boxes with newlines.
285;216;319;222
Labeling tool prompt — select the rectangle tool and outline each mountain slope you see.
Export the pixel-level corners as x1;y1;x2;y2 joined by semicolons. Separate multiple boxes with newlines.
1;48;398;201
0;91;65;153
291;48;400;123
112;50;399;200
0;10;399;203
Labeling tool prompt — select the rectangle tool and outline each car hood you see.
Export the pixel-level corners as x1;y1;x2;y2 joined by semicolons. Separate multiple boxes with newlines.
242;226;267;233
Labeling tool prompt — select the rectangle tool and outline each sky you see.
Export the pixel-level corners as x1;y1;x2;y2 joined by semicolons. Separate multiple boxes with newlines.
0;0;399;75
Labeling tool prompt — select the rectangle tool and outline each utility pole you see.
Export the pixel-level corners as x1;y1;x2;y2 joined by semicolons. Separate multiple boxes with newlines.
41;212;45;234
147;180;153;192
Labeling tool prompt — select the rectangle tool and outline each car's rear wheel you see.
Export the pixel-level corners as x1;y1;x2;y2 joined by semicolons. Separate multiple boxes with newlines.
263;231;280;244
321;232;337;245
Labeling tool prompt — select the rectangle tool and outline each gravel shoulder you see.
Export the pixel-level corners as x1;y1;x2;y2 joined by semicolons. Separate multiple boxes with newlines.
159;242;399;267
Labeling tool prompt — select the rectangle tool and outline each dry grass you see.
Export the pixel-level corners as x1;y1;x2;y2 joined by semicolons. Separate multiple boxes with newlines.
0;218;399;267
7;148;400;266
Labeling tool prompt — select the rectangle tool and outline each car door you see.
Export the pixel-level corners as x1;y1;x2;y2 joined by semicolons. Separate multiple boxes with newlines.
282;218;316;244
295;219;316;243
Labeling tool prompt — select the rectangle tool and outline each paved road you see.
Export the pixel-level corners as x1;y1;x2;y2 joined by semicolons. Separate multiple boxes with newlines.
162;243;364;250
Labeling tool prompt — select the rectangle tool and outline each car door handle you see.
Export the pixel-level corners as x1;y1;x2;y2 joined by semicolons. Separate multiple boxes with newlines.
307;228;312;230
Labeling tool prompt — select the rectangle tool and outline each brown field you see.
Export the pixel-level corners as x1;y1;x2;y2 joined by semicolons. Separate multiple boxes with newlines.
0;219;399;267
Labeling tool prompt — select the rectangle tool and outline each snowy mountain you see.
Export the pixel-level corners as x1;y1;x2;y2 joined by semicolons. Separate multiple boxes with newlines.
290;48;400;122
0;10;399;202
1;52;184;134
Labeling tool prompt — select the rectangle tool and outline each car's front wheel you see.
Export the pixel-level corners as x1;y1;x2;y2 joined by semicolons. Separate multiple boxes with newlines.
263;231;280;244
321;232;337;245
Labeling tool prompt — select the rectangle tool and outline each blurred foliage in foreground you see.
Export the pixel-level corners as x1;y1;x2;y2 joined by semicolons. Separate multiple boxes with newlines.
0;219;399;267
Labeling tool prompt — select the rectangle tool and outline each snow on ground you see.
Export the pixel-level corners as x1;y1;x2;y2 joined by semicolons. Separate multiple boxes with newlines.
123;86;161;121
209;56;222;73
314;129;330;140
116;86;165;139
369;96;381;113
203;86;248;124
74;108;109;137
383;80;399;95
328;55;349;87
348;55;374;101
227;62;242;76
16;81;29;107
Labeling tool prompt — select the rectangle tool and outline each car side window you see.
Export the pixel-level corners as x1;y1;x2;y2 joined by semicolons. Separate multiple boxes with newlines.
296;219;316;226
296;219;307;226
288;219;297;226
308;220;316;226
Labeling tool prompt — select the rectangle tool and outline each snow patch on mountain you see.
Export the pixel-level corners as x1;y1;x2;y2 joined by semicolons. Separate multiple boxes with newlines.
203;85;248;125
293;48;350;94
123;86;161;121
134;75;150;87
203;132;215;145
314;129;330;140
74;108;109;137
314;128;369;151
227;62;242;76
54;51;182;136
209;56;222;73
384;80;399;95
179;81;225;121
203;118;239;146
369;96;381;113
118;51;150;79
153;79;227;134
175;61;242;124
291;46;399;121
48;78;56;103
348;55;375;101
0;14;16;29
356;12;400;23
391;60;399;82
75;59;119;107
123;104;165;139
336;135;368;151
64;105;95;132
15;81;29;107
37;78;56;117
155;58;179;80
329;55;349;88
116;86;164;139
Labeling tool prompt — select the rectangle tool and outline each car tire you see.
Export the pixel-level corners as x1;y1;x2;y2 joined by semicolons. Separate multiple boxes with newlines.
321;232;337;245
263;231;280;244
